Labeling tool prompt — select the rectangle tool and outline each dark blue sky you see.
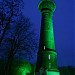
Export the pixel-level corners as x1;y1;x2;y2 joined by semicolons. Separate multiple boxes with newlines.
22;0;74;66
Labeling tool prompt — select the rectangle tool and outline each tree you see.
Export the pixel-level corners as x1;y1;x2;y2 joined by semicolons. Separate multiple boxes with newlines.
0;0;38;75
4;14;38;67
59;66;75;75
0;0;23;74
0;0;23;45
5;16;38;75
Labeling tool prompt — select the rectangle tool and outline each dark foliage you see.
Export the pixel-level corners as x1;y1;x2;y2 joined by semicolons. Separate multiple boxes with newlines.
0;59;75;75
59;66;75;75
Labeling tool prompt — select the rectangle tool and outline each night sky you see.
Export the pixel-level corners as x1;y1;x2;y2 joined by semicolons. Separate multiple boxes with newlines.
22;0;74;66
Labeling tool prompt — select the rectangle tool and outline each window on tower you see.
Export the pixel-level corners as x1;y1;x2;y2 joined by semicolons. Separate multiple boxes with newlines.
48;54;50;60
49;63;51;69
44;46;45;50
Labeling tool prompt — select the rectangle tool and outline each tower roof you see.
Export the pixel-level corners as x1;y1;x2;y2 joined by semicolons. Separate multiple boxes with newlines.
38;0;56;12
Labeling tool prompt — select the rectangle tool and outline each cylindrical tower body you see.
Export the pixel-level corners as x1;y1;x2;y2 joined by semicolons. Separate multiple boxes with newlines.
39;0;55;51
35;0;60;75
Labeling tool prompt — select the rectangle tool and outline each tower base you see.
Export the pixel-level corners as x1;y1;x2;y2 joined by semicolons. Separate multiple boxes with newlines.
46;71;60;75
35;70;60;75
26;71;60;75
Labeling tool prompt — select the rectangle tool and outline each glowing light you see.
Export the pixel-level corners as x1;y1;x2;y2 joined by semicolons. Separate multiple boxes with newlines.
44;46;45;50
47;71;60;75
16;60;31;75
18;66;31;75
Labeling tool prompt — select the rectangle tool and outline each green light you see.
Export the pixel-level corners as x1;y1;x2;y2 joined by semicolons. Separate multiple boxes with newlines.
18;66;31;75
18;65;31;75
16;60;31;75
47;71;60;75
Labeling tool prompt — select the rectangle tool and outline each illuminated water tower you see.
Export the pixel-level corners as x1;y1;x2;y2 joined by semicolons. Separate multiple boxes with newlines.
35;0;60;75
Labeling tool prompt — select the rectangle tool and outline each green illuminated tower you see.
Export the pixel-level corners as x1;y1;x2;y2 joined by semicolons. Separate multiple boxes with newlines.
35;0;60;75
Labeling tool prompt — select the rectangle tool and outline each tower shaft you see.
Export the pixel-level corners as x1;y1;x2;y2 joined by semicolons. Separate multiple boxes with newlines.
39;10;55;51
